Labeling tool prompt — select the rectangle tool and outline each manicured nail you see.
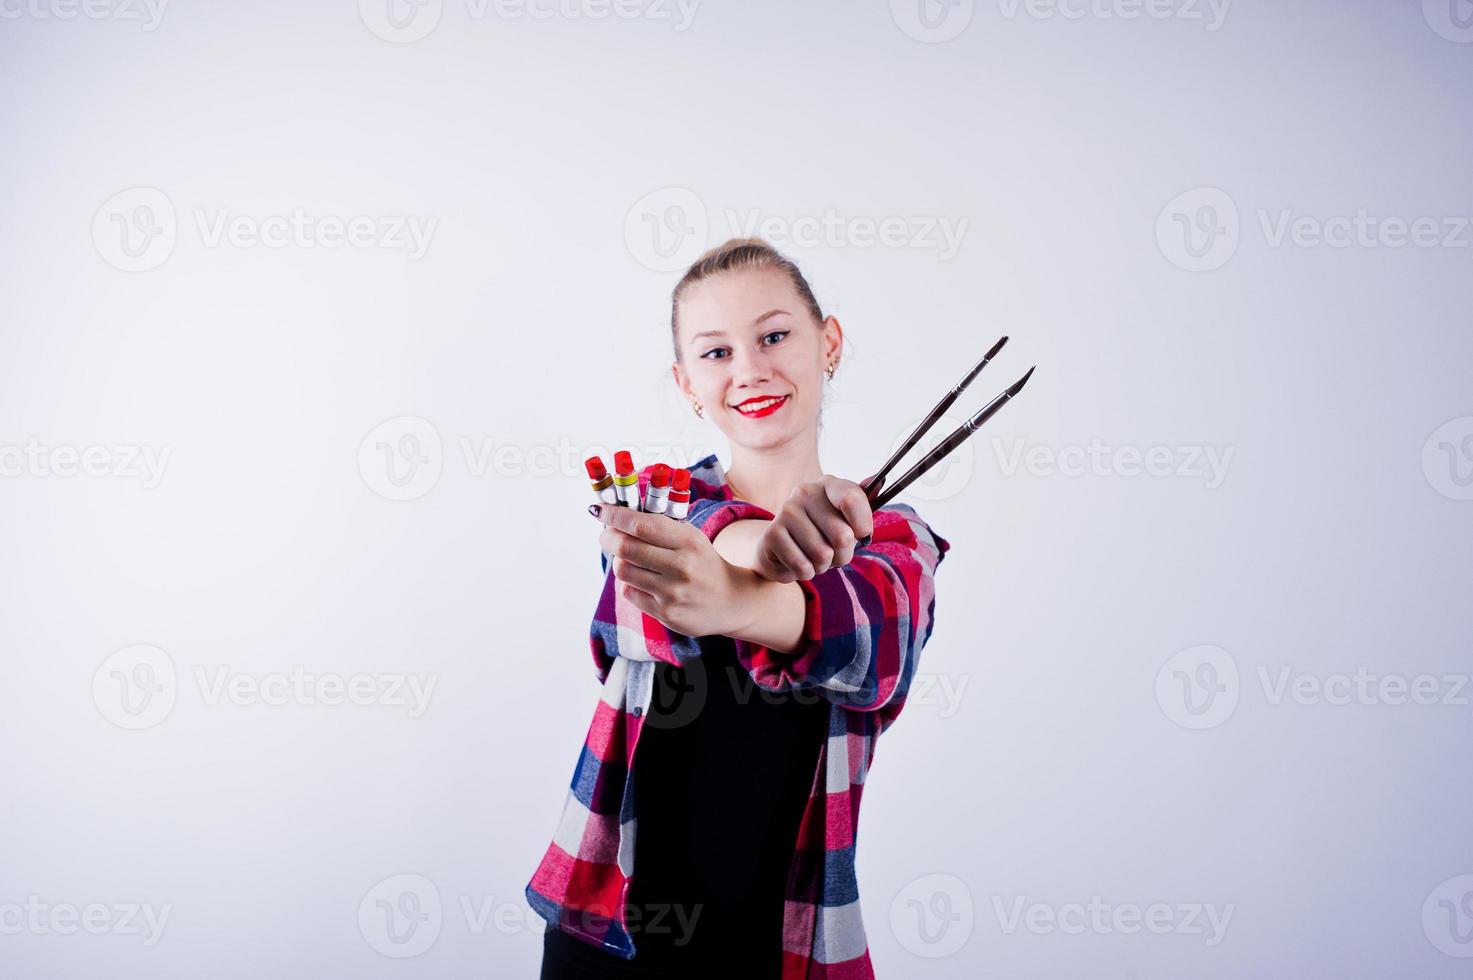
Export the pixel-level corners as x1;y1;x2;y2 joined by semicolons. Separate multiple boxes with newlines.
857;533;872;547
588;504;601;519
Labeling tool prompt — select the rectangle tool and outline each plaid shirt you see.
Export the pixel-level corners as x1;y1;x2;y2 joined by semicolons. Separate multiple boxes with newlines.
526;452;951;978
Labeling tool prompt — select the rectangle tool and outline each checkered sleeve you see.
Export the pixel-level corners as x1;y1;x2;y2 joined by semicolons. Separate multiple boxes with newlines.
589;541;704;673
689;498;952;714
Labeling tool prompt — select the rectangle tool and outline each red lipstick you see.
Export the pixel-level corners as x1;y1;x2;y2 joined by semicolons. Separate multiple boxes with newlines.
732;394;789;418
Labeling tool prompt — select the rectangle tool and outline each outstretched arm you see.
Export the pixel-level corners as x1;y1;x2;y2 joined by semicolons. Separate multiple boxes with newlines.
587;485;949;717
683;497;952;713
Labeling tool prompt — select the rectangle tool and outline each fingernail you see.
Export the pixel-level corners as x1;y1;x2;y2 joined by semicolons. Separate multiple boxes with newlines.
857;533;872;547
588;504;601;519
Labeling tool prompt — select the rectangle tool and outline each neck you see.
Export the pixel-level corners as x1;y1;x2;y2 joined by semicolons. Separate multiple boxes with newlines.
725;438;824;514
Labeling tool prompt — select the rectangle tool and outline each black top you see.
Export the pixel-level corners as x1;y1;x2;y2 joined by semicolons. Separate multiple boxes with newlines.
542;637;829;979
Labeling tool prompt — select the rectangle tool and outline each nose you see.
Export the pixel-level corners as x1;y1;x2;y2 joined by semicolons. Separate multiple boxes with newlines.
728;346;772;390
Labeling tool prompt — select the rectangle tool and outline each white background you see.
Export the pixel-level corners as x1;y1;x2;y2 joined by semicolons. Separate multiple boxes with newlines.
2;0;1471;976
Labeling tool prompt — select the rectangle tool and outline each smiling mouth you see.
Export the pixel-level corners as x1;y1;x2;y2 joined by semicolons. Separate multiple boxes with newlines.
732;395;789;418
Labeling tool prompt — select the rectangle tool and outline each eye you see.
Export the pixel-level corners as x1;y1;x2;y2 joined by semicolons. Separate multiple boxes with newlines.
762;330;789;346
700;347;730;360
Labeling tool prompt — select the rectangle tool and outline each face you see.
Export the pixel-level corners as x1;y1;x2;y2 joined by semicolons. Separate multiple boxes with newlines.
672;266;842;451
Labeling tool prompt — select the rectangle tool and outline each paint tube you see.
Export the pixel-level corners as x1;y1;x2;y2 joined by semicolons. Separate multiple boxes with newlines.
613;449;640;510
585;456;619;507
645;463;671;516
667;468;691;520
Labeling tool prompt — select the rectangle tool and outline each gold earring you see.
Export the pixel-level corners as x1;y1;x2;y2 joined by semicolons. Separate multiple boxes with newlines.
692;400;704;418
825;361;837;380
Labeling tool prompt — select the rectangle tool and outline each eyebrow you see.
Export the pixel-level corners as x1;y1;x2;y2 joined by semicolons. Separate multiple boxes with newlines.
689;309;791;343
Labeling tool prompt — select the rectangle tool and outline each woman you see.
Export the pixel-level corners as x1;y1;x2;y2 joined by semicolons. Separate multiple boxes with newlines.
528;238;951;979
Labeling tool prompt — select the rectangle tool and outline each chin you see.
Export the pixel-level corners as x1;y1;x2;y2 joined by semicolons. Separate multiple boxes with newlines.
720;414;806;451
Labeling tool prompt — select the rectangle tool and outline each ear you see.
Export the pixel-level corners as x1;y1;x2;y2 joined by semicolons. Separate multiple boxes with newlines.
822;315;844;363
671;360;691;400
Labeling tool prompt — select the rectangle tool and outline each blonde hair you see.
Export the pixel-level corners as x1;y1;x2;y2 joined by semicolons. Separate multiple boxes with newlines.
669;237;825;362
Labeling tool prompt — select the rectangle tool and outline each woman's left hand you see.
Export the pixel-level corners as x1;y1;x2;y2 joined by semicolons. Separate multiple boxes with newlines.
594;504;757;638
753;476;875;584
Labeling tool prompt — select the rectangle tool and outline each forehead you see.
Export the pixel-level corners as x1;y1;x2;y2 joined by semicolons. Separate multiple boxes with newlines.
676;266;803;342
